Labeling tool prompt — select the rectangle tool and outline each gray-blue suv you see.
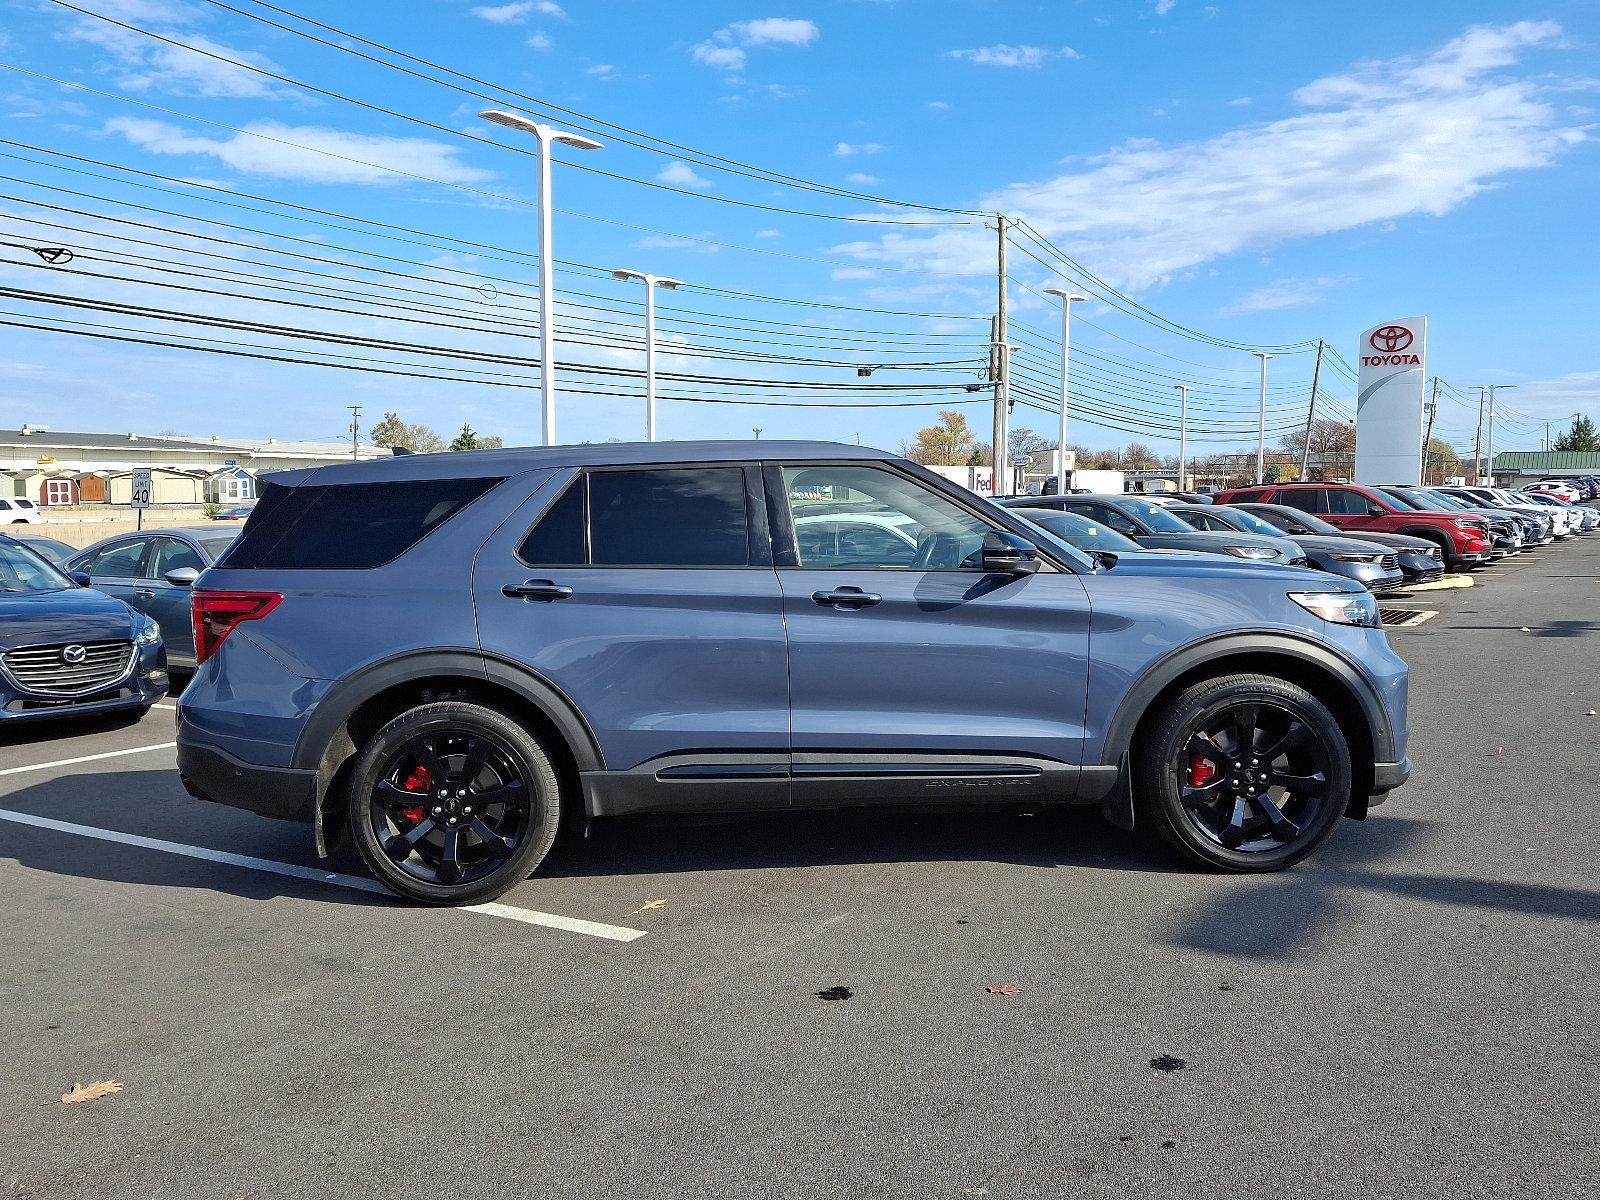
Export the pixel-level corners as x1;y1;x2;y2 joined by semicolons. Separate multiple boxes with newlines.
176;442;1411;905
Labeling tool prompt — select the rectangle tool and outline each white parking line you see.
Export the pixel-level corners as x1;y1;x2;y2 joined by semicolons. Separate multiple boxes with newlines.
0;742;176;777
0;808;647;943
153;702;178;711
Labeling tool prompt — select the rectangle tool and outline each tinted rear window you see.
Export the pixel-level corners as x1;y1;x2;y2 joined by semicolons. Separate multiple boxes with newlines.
516;468;751;567
222;477;501;569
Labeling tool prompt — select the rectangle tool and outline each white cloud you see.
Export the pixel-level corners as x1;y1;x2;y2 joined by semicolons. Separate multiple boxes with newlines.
754;228;781;239
471;1;563;23
830;267;877;280
845;172;882;186
927;100;951;112
1227;96;1252;106
587;63;617;78
833;142;884;157
1512;371;1600;421
692;16;818;74
630;234;719;254
656;161;712;189
946;45;1080;69
1154;0;1177;15
1220;276;1351;316
61;13;288;99
526;32;552;50
832;22;1583;290
106;116;496;186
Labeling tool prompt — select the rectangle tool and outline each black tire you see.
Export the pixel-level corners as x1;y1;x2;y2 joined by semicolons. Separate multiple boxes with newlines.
347;701;561;905
1133;673;1352;872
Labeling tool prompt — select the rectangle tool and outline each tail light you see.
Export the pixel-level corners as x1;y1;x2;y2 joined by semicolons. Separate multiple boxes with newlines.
192;590;282;664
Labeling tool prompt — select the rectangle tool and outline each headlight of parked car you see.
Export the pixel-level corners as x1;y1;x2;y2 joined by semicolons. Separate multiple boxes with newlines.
134;615;162;646
1224;545;1278;559
1329;552;1381;563
1289;591;1380;627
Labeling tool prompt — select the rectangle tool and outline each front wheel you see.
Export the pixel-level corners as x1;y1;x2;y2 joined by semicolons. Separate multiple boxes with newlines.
347;701;562;905
1134;673;1352;872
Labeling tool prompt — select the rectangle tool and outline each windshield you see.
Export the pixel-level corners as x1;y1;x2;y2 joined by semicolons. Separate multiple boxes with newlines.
1015;508;1142;553
1380;489;1423;510
1122;499;1195;533
199;534;239;559
1214;507;1284;537
0;538;73;594
1417;489;1468;511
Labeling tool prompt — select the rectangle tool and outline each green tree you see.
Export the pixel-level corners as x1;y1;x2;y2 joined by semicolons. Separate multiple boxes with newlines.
905;410;977;465
1422;437;1461;485
1553;415;1599;452
370;412;446;454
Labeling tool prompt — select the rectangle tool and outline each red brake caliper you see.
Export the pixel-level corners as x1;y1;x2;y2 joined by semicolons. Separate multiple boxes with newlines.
399;763;432;824
1188;750;1217;788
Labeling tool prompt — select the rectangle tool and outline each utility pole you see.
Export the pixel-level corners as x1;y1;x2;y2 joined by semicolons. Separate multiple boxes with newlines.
1421;377;1440;484
1252;351;1274;484
1299;339;1323;480
1173;385;1192;491
1466;384;1517;486
992;214;1009;497
348;404;361;461
752;427;763;440
1472;387;1486;483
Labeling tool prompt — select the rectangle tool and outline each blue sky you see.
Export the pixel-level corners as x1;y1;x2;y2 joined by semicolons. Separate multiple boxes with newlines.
0;0;1595;459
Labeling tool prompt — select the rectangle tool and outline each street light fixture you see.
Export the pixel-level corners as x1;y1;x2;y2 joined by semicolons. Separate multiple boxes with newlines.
612;268;684;441
479;109;603;446
1042;287;1089;490
1251;351;1274;484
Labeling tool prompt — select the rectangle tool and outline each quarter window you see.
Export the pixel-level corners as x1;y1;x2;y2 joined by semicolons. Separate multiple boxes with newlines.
783;465;992;569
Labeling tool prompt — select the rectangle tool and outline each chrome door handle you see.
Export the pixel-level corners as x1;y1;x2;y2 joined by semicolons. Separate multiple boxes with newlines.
812;586;882;609
502;580;573;601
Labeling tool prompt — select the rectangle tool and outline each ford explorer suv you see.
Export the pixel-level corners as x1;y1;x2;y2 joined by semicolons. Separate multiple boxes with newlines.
1215;482;1491;571
177;442;1411;905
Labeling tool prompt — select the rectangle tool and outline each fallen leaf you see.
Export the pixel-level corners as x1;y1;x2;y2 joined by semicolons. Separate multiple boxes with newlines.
816;986;853;1002
61;1080;121;1104
1587;710;1597;717
1148;1054;1187;1072
987;985;1022;996
625;899;667;916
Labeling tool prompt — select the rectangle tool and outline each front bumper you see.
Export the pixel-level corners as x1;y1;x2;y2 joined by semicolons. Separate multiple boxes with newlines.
178;738;317;823
0;644;168;721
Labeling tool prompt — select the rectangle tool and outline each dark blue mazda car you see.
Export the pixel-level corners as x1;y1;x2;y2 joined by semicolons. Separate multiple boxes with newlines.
177;442;1410;905
0;535;169;723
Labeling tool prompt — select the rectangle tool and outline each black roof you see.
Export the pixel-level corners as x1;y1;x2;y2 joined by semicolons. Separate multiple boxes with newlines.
264;440;890;486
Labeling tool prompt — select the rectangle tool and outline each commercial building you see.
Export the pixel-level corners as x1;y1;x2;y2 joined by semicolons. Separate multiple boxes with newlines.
1489;450;1600;488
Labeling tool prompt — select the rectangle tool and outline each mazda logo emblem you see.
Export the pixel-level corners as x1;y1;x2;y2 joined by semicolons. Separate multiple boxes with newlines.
61;644;87;665
1369;325;1414;353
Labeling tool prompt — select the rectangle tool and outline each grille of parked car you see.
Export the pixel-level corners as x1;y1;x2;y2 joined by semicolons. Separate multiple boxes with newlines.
1380;553;1400;571
2;640;136;696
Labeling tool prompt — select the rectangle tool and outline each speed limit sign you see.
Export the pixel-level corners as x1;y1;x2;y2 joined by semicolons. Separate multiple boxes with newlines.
130;467;152;509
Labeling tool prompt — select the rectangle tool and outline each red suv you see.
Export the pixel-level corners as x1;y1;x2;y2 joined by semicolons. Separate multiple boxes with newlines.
1215;483;1492;570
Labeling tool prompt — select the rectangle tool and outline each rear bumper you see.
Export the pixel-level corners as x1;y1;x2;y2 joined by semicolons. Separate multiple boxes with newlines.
1369;757;1411;804
177;738;317;823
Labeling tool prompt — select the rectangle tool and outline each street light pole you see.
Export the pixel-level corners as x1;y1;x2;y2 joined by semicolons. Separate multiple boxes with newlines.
1252;352;1274;484
612;269;684;441
1483;383;1516;485
480;110;603;446
1043;287;1088;490
1173;385;1192;490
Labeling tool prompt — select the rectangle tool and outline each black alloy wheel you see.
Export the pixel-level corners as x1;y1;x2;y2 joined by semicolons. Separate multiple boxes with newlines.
1135;673;1352;871
348;702;561;904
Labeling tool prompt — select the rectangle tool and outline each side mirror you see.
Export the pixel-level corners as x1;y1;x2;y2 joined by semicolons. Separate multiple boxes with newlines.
163;566;201;587
71;569;92;588
982;530;1040;576
1367;504;1387;517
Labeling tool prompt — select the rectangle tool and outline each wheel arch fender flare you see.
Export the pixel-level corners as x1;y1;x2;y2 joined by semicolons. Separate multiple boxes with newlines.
1099;631;1398;768
293;649;605;776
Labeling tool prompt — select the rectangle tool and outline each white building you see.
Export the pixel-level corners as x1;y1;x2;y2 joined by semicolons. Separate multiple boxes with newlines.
0;426;389;506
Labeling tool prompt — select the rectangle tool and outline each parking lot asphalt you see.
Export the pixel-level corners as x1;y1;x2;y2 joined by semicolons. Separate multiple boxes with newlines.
3;543;1598;1200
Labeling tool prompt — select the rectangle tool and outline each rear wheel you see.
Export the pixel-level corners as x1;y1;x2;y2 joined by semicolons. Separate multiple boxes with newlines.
347;701;561;905
1134;674;1352;872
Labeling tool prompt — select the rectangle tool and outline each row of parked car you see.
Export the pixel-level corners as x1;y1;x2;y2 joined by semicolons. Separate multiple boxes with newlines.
996;481;1595;596
1;443;1590;910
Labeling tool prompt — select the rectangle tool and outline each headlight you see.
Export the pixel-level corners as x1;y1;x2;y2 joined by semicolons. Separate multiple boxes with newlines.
1329;552;1381;563
134;616;162;646
1224;544;1278;559
1452;518;1481;529
1289;591;1380;627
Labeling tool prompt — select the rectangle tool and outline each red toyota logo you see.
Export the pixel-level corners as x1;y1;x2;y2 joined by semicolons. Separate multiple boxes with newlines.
1369;325;1414;353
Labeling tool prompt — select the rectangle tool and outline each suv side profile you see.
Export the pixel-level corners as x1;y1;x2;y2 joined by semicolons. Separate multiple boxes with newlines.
178;442;1411;905
1215;482;1492;570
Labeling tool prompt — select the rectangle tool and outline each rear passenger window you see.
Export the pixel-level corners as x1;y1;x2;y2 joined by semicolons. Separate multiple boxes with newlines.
1277;490;1323;514
517;468;751;568
223;478;502;569
1324;489;1370;515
